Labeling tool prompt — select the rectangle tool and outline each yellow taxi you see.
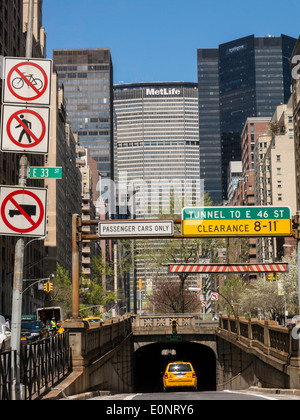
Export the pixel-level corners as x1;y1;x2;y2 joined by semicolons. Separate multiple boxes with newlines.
163;362;197;391
83;317;103;328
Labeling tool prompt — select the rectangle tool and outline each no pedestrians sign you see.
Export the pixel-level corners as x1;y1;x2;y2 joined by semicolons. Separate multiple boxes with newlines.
0;104;50;153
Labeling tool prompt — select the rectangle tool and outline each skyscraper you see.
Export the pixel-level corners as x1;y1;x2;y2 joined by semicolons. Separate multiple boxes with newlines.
114;82;200;218
53;49;114;182
114;82;201;311
198;34;297;202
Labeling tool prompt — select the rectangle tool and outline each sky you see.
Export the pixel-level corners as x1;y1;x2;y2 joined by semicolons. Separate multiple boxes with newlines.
43;0;300;84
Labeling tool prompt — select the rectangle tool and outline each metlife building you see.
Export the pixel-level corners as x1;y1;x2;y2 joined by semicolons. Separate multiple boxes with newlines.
113;82;201;303
113;82;201;219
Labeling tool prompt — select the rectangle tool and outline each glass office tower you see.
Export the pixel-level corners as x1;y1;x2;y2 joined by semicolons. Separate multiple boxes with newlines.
53;49;114;179
198;49;222;204
198;34;297;202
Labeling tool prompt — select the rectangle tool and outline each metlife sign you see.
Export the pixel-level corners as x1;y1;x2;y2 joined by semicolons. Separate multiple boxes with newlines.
146;87;181;96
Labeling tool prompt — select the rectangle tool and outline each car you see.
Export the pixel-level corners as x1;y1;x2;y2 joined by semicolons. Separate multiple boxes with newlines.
83;317;103;328
0;324;11;351
21;320;48;342
162;361;197;391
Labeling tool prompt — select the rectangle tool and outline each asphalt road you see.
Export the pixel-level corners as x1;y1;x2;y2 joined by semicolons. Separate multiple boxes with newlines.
89;390;300;401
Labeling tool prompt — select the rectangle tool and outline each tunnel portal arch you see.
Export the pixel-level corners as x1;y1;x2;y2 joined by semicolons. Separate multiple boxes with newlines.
134;341;217;393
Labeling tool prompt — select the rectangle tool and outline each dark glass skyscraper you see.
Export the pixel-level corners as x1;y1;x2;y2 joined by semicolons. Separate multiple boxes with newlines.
53;49;114;179
198;35;297;202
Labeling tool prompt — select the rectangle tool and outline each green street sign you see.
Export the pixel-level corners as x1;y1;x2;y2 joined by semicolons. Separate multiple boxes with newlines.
182;206;291;221
166;335;182;342
29;167;62;179
182;206;292;237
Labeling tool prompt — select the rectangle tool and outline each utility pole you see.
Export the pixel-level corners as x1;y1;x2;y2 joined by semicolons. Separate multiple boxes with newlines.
10;0;33;400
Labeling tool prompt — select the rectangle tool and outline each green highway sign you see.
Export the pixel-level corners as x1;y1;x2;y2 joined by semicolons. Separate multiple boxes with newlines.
166;335;182;342
182;206;292;237
29;167;62;179
182;206;291;221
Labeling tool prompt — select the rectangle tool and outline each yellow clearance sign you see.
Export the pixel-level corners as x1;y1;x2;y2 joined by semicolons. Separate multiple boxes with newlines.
182;206;292;237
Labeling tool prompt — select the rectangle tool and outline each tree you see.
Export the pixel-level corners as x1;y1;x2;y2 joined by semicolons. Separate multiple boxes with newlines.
282;250;299;314
147;279;199;314
220;275;246;315
240;278;284;320
137;193;220;313
47;263;72;318
80;255;117;316
236;251;299;320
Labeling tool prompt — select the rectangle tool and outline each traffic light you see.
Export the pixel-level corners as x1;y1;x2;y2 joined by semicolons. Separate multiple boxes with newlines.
171;318;177;335
202;284;207;298
44;282;53;292
267;273;279;281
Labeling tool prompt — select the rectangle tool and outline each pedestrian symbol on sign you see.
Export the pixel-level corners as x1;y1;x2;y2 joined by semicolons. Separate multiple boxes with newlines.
15;114;32;143
0;105;50;154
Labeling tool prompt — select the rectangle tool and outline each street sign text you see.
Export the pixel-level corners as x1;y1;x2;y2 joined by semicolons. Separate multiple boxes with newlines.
98;220;174;238
182;206;292;237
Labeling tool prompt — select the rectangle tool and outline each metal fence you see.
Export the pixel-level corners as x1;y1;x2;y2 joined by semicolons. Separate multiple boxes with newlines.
0;349;16;400
1;331;72;401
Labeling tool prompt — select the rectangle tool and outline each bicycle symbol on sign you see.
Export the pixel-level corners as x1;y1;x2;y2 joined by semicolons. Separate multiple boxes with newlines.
12;73;44;91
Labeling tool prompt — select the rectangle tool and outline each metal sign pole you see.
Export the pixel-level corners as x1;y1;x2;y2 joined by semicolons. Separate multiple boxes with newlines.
10;144;29;401
10;0;33;400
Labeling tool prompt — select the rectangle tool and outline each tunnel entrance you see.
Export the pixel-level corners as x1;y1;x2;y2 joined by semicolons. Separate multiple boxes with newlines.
134;341;216;393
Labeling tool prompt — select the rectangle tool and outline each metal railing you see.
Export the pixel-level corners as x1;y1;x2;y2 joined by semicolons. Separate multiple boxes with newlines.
21;331;72;400
0;349;16;400
219;315;300;363
0;331;72;401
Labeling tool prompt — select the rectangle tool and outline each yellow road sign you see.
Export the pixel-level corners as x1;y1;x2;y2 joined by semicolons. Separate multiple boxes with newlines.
182;206;292;237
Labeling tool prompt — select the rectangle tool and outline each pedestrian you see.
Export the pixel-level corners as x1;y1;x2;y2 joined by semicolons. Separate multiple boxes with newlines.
51;317;57;334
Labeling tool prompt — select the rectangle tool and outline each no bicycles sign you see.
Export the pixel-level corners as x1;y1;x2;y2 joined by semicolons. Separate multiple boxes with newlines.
2;57;52;105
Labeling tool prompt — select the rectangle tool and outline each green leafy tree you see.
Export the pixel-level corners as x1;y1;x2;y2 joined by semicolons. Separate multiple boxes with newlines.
137;193;220;313
47;263;72;318
220;275;246;315
80;255;117;316
282;250;299;314
240;277;284;320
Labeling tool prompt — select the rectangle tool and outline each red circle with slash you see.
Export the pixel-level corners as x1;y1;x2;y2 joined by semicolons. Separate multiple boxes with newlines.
1;190;44;234
7;61;48;101
6;109;46;149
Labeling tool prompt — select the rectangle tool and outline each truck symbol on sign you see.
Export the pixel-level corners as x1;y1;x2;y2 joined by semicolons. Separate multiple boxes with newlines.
9;205;36;218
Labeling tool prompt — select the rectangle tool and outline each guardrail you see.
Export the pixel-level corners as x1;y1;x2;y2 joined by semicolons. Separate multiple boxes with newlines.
219;315;300;365
0;349;16;400
63;314;133;369
132;314;218;334
0;331;72;401
21;331;72;400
